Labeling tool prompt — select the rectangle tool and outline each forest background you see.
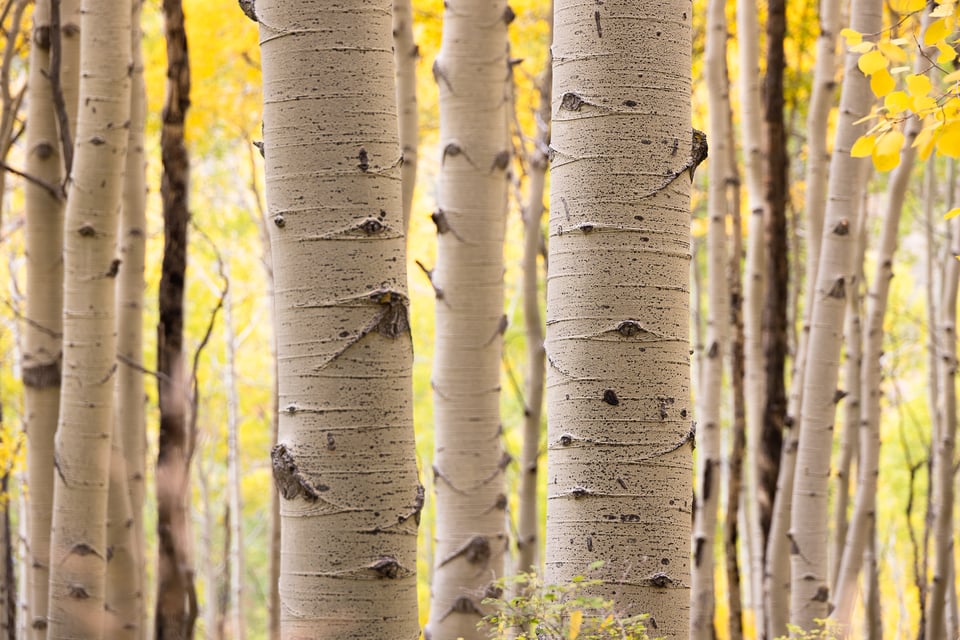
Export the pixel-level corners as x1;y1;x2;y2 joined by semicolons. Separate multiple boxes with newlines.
0;0;957;638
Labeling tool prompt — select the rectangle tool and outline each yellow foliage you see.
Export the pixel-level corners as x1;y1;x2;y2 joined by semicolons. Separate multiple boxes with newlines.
879;40;908;62
936;39;958;64
923;16;954;46
851;134;876;157
870;67;896;97
944;207;960;219
913;125;937;159
858;49;889;75
569;610;583;639
884;90;910;115
841;28;862;47
873;129;905;170
889;0;928;12
905;73;933;96
935;121;960;157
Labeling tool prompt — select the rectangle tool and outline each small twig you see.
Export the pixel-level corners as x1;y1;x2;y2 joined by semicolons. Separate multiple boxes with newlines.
2;297;60;338
0;160;62;199
117;353;171;383
49;0;73;180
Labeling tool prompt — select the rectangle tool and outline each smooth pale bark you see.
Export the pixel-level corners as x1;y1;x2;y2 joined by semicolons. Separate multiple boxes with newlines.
424;2;510;638
724;89;746;640
258;1;421;637
926;197;960;640
545;1;693;636
789;0;880;631
863;521;881;640
393;0;418;229
690;0;729;635
223;263;245;640
517;46;551;575
829;189;868;594
45;0;131;637
735;0;768;625
23;1;79;635
156;2;196;638
832;113;920;630
105;423;138;639
196;459;217;640
115;2;147;634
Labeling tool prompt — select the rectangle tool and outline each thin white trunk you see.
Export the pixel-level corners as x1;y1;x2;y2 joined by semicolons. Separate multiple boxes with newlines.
393;0;418;230
789;0;880;630
690;0;729;634
223;262;245;640
735;0;768;628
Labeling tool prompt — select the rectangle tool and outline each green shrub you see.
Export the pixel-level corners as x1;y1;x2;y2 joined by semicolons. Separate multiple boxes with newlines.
479;564;658;640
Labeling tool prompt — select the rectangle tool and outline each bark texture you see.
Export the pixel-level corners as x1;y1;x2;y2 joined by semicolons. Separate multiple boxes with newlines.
23;1;79;634
258;1;421;636
223;265;245;640
517;53;550;575
45;0;131;636
788;0;880;631
424;2;511;638
392;0;418;229
113;0;147;633
156;1;196;637
545;1;693;636
691;0;729;634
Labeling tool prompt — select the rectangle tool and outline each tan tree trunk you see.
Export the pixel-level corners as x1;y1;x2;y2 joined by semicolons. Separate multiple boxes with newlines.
45;0;131;637
23;0;80;635
424;2;511;638
257;1;421;636
105;423;139;639
789;0;880;631
155;1;196;637
222;262;245;640
691;0;729;634
545;1;693;636
393;0;418;229
734;0;768;625
113;1;147;635
516;48;551;575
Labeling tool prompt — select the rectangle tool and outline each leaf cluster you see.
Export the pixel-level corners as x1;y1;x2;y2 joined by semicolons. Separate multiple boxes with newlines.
479;566;657;640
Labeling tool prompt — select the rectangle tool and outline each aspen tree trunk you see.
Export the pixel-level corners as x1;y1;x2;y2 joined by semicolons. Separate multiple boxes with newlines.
724;104;746;640
196;459;217;640
393;0;418;228
517;46;551;575
257;1;421;636
115;2;147;633
223;264;245;640
766;4;840;635
424;2;511;637
863;521;881;640
832;110;923;630
762;0;789;562
735;0;768;625
105;423;139;639
691;0;729;634
545;1;693;636
926;199;960;640
789;0;880;631
156;1;196;638
45;0;131;637
830;194;867;594
23;1;79;634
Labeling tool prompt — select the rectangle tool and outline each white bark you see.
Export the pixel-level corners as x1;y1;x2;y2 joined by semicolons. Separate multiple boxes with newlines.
223;262;245;640
258;1;420;636
789;0;880;631
45;0;131;637
545;1;693;636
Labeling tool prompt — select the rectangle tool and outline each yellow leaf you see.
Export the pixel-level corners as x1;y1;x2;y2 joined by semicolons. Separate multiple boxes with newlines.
885;90;910;114
859;49;889;75
871;68;896;97
851;41;877;54
841;28;863;47
936;121;960;157
914;126;937;160
945;207;960;219
924;17;952;46
851;134;876;157
906;73;933;96
890;0;928;12
912;94;938;115
873;130;905;171
600;614;614;629
569;610;583;640
944;68;960;84
879;41;908;62
937;40;958;64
